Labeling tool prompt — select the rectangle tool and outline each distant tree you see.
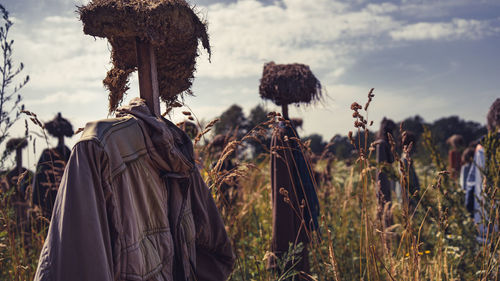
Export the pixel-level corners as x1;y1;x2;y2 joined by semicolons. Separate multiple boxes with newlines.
400;115;425;137
214;104;248;137
0;4;29;169
247;104;271;158
248;104;268;128
303;133;326;155
328;134;354;160
430;116;486;154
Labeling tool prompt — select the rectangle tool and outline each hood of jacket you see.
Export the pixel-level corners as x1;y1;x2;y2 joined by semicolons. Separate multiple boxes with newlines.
116;98;195;178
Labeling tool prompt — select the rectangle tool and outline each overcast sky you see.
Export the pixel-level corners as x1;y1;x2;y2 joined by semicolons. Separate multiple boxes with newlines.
2;0;499;167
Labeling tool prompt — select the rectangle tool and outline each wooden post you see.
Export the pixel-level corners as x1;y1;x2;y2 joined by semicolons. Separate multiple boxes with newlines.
281;104;289;120
136;37;161;116
15;148;22;174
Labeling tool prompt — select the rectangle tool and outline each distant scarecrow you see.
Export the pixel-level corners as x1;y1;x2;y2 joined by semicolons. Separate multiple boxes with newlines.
260;61;321;277
3;137;33;230
374;117;396;226
32;113;73;218
446;134;465;179
4;137;32;198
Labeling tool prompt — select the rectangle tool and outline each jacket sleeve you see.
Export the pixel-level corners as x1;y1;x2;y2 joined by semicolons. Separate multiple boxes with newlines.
190;171;235;281
34;140;114;281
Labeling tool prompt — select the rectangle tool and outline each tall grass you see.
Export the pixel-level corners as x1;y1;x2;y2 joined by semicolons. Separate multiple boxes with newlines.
0;91;498;280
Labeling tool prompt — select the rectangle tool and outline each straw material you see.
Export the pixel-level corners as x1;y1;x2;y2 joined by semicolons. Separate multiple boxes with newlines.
6;138;27;152
259;62;322;106
45;113;74;138
79;0;210;112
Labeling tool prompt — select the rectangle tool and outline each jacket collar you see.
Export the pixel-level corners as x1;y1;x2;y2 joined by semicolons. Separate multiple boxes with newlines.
116;98;194;176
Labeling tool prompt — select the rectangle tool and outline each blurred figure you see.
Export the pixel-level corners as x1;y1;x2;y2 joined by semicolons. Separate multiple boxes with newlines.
3;137;33;231
460;146;475;189
4;137;32;199
400;131;420;210
32;113;73;219
465;98;499;242
447;134;465;179
374;117;396;225
460;146;475;214
178;120;198;140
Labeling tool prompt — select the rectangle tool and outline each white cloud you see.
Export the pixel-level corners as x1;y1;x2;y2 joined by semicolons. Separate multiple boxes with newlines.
26;90;101;105
364;2;399;14
390;18;494;41
4;0;498;164
197;0;402;79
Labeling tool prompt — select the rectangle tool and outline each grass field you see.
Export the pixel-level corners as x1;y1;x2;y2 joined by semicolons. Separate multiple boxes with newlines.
1;100;498;281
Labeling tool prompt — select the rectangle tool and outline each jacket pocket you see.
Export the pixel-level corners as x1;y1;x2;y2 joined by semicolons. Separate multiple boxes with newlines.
122;229;174;281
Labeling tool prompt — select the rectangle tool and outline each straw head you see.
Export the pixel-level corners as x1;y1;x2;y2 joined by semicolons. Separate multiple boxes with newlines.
45;113;73;138
259;61;322;106
79;0;210;112
6;138;27;152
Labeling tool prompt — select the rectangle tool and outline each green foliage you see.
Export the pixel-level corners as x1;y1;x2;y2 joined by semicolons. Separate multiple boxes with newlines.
303;134;325;155
214;104;247;136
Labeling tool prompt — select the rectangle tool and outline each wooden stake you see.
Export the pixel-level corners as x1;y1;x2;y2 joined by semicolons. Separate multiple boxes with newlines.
15;148;22;174
136;37;161;116
281;104;289;120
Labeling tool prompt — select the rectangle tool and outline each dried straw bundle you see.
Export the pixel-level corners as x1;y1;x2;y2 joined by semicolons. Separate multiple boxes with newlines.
45;113;74;138
259;62;322;106
6;138;27;152
79;0;210;112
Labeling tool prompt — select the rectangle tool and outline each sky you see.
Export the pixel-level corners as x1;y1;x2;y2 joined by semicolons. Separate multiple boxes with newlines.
1;0;499;167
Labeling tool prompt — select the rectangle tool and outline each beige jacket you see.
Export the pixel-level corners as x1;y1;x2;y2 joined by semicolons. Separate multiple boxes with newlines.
34;99;234;281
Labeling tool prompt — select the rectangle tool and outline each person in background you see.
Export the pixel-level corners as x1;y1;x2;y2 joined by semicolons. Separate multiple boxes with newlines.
374;117;397;225
32;113;73;219
459;147;475;200
465;98;499;242
447;134;465;179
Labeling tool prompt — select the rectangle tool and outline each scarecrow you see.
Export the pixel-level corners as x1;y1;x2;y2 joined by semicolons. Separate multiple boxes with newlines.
399;131;420;210
3;137;33;231
259;61;321;277
4;137;32;198
32;113;73;219
374;117;396;226
34;1;234;280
